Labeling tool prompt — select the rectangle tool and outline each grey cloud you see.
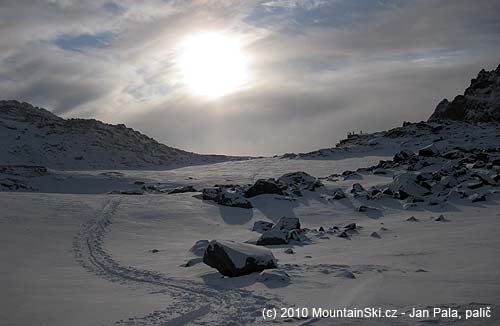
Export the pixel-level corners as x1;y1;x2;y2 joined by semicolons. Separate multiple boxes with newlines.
0;0;499;156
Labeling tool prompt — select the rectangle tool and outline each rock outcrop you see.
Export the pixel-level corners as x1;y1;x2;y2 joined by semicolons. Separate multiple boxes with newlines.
429;64;500;122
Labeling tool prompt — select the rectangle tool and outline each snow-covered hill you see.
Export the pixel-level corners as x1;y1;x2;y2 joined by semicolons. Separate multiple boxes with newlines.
0;100;246;170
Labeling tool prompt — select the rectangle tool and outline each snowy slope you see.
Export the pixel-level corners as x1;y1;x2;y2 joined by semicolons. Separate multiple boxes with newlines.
0;100;246;170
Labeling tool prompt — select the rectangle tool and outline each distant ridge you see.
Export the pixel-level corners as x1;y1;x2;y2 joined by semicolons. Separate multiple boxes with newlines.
0;100;247;170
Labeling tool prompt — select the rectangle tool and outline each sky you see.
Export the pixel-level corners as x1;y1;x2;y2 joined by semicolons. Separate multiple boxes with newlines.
1;0;499;156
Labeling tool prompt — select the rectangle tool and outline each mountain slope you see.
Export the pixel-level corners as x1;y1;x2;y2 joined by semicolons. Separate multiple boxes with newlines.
429;64;500;122
0;100;245;170
284;64;500;160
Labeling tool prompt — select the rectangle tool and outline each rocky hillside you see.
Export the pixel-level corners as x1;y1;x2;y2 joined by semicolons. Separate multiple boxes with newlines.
0;100;244;170
429;64;500;122
284;64;500;160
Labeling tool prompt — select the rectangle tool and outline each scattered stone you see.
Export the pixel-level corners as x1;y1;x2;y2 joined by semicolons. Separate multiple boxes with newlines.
338;231;350;239
335;270;356;279
406;216;419;222
110;189;144;195
274;216;301;231
203;240;277;277
418;143;440;157
318;226;325;232
150;249;159;253
415;269;429;273
244;179;284;198
256;229;289;245
343;171;363;180
168;185;197;194
351;183;365;193
469;193;486;202
390;172;430;198
370;232;381;239
344;223;357;231
331;188;347;200
283;248;295;254
202;187;221;200
467;181;484;189
256;217;305;245
252;220;274;233
277;171;323;194
434;214;449;222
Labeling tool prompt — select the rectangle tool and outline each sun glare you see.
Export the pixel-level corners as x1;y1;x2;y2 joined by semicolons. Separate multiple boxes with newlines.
177;33;248;99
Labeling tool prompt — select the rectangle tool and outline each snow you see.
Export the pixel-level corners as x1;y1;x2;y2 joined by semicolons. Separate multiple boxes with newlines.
2;153;500;324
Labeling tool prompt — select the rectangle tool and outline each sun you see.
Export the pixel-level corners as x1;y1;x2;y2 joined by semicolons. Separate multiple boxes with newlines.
177;33;248;99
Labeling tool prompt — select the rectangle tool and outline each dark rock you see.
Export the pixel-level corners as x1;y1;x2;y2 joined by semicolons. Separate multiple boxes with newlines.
467;181;484;189
434;214;449;222
418;144;440;157
331;188;346;199
168;185;197;194
273;216;301;231
245;179;284;198
203;240;277;277
344;223;357;231
252;220;274;233
469;193;486;202
202;187;222;200
338;231;350;238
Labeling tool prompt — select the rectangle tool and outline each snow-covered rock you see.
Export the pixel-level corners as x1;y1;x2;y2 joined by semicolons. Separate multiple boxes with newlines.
252;220;274;233
168;185;197;194
202;186;253;208
390;172;430;199
277;171;323;196
203;240;277;277
256;217;304;245
244;179;284;198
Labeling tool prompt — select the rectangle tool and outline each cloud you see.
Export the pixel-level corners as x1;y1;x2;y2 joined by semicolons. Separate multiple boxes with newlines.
0;0;499;156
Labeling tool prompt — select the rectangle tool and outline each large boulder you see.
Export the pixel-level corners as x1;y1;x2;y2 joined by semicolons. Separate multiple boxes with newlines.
273;216;301;231
252;220;274;233
203;240;277;277
277;171;323;195
418;143;440;157
390;172;430;198
256;217;304;245
168;185;197;194
218;188;253;209
245;179;284;198
202;186;252;209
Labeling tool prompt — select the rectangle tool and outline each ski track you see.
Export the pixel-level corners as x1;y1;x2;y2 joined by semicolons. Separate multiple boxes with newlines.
73;196;286;326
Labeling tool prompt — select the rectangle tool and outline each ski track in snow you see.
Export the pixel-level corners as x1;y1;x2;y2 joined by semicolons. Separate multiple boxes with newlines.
72;196;286;326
